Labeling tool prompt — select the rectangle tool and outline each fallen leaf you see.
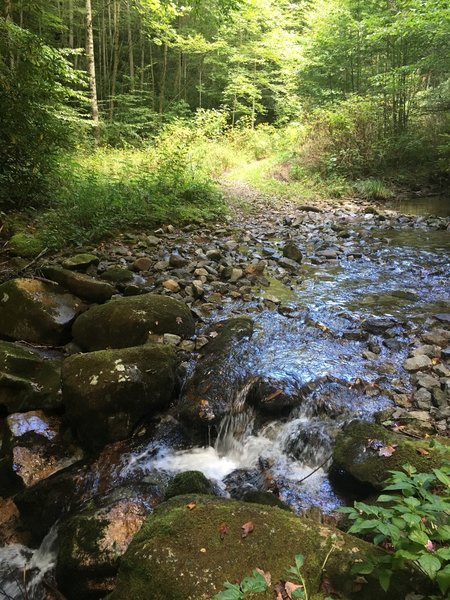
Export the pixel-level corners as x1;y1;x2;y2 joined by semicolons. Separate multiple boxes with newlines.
265;389;283;402
255;568;271;587
378;444;397;457
186;502;197;510
431;357;440;365
274;582;286;600
285;581;303;598
176;317;183;325
320;575;338;596
416;447;430;456
241;521;254;538
218;522;229;540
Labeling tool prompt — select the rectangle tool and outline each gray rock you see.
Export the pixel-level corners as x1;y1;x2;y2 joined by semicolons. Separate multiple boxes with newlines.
62;254;99;270
362;317;397;334
282;242;302;264
42;266;114;303
277;257;299;272
432;388;448;409
414;387;432;409
169;254;188;268
415;372;440;390
404;355;432;372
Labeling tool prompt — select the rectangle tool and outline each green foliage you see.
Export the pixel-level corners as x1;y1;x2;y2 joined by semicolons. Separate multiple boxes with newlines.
213;570;268;600
339;454;450;597
0;18;87;210
354;179;393;201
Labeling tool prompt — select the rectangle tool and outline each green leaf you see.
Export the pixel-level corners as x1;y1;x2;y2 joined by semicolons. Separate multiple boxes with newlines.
351;561;374;575
409;529;429;545
213;582;242;600
436;548;450;560
436;564;450;595
295;554;305;570
241;571;268;594
377;495;397;503
417;554;441;580
378;569;392;592
395;549;420;560
433;468;450;487
436;525;450;542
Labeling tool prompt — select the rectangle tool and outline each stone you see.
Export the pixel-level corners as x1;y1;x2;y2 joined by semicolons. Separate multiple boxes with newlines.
9;233;45;258
415;372;440;390
42;266;114;303
72;293;195;351
163;333;181;346
169;254;188;268
179;340;195;352
101;267;134;283
62;254;99;270
62;344;177;451
411;345;441;358
316;248;338;259
362;317;397;334
206;249;222;262
0;411;82;494
414;387;432;409
0;278;83;345
282;242;302;264
165;471;213;500
404;355;432;372
434;363;450;378
0;340;61;413
163;279;181;293
132;258;152;272
108;495;413;600
432;388;448;409
277;257;299;272
146;235;161;246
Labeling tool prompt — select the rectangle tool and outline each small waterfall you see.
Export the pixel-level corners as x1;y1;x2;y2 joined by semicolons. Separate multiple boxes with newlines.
0;524;59;600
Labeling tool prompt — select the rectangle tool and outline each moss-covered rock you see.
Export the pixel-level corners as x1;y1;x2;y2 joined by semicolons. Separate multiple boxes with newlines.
0;278;84;345
62;344;177;451
165;471;213;499
178;317;254;428
108;495;414;600
101;267;134;283
332;419;446;489
42;266;114;303
9;232;45;258
0;340;61;413
72;293;195;351
62;253;100;270
56;486;157;600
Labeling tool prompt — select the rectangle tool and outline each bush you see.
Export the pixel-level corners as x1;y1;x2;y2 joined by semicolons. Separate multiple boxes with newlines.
0;18;86;210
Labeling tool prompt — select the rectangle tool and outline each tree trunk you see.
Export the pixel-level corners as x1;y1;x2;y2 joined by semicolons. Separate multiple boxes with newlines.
159;43;168;114
127;0;135;92
86;0;100;146
109;0;121;120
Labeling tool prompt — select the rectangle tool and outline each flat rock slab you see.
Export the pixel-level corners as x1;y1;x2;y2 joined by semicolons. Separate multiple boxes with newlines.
43;266;114;303
62;344;177;451
0;278;83;345
72;293;195;351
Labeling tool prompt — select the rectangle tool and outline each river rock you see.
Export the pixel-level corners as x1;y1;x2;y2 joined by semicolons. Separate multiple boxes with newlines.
108;495;413;600
165;471;213;499
0;278;83;345
0;340;61;413
282;242;302;264
62;344;177;451
56;486;157;600
62;253;100;270
332;419;445;489
361;317;397;335
0;411;82;494
404;355;432;372
132;257;152;272
178;317;254;429
101;267;134;283
42;266;114;303
72;293;195;351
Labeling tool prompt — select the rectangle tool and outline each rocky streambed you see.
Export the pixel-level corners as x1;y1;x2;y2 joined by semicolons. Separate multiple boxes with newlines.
0;188;449;599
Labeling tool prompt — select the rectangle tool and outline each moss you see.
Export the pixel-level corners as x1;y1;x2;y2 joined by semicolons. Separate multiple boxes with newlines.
9;232;45;258
101;267;134;283
108;495;416;600
241;490;291;510
165;471;213;499
333;420;446;489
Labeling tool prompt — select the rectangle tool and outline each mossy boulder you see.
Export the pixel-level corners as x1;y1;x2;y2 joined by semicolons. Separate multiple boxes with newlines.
165;471;213;499
9;232;45;258
178;317;254;428
0;340;61;413
62;344;177;451
333;419;446;490
101;267;134;284
108;495;413;600
72;293;195;351
42;266;114;303
56;486;157;600
62;253;100;270
0;278;84;345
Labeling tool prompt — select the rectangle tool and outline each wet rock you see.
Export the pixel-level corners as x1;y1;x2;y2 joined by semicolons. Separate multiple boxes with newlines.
101;267;134;284
421;330;449;347
108;495;413;600
169;254;188;268
247;377;300;413
332;419;446;490
316;248;339;259
0;340;61;413
56;486;157;600
415;372;440;389
165;471;213;499
162;278;181;293
0;278;83;345
362;317;397;335
0;497;29;545
404;355;432;372
72;293;195;351
0;411;82;494
62;344;177;451
282;242;302;264
42;266;114;303
179;317;254;428
62;254;99;270
432;388;448;409
411;345;441;358
132;257;152;272
277;257;299;272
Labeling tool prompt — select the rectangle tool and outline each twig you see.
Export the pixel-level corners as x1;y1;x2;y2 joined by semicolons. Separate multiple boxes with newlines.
19;247;49;272
297;454;333;485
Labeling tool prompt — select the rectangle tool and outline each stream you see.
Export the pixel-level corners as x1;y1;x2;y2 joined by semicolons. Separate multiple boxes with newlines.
1;195;449;599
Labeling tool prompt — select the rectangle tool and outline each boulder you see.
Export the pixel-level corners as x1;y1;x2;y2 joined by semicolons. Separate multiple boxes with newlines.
62;254;99;270
8;233;45;258
178;317;254;428
0;340;61;413
101;267;134;284
72;294;195;351
56;486;157;600
107;495;412;600
62;344;177;451
0;278;83;345
42;266;114;303
0;411;82;494
332;419;447;490
282;242;303;264
165;471;213;500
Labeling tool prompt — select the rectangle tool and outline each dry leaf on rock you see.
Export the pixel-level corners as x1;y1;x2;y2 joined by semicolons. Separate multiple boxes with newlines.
241;521;254;538
378;444;397;457
186;502;197;510
285;581;302;598
218;522;229;540
416;447;430;456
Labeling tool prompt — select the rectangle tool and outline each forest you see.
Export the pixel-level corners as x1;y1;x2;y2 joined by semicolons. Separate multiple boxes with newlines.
0;2;449;600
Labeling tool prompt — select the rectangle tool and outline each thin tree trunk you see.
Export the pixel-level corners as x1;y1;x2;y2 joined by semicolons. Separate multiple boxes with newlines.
149;42;155;109
86;0;100;146
140;27;145;90
68;0;74;48
109;0;121;120
159;43;168;114
198;57;203;109
127;0;135;91
4;0;14;68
